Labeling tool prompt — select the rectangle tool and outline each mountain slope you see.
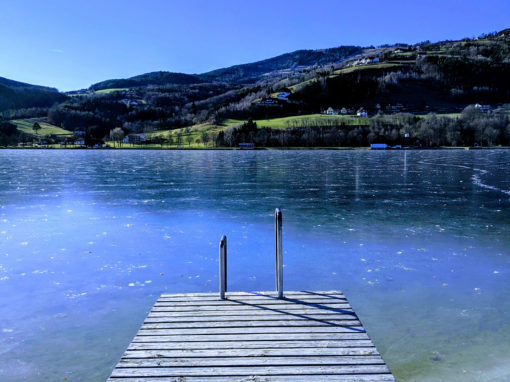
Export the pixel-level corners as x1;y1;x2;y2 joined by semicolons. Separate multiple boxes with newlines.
200;46;363;83
90;71;205;90
0;76;67;111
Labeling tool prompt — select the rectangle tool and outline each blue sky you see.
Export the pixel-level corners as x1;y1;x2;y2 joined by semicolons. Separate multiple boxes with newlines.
1;0;509;91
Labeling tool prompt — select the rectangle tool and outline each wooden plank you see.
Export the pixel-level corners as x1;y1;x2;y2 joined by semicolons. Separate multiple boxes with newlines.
155;296;347;305
136;326;364;337
128;339;377;350
117;356;386;367
110;365;392;377
132;333;370;343
144;313;358;322
147;308;355;318
108;375;395;381
150;303;354;313
121;347;380;358
140;319;362;329
158;291;344;298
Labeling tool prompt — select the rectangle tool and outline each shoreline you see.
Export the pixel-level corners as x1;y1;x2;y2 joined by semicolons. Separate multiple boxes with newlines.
2;146;510;151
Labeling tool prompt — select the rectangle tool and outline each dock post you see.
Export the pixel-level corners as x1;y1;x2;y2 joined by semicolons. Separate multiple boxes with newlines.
275;208;283;299
219;235;227;299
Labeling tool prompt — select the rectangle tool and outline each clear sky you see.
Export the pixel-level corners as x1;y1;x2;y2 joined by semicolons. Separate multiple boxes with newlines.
1;0;509;91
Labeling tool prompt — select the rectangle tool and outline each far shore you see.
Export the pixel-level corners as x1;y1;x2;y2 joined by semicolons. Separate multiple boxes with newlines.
2;146;510;151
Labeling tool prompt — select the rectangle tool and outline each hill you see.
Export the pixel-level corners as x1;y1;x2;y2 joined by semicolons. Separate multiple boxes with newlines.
90;71;205;91
200;46;363;83
0;76;67;112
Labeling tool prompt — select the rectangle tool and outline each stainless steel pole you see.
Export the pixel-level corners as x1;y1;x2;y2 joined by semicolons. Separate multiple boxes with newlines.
219;235;227;299
275;208;283;299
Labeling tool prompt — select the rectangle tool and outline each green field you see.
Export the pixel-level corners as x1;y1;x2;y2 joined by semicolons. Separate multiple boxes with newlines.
12;118;73;136
144;112;464;147
334;63;403;75
95;88;129;94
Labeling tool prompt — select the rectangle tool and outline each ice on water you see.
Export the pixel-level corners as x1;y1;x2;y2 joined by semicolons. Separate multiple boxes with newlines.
0;149;509;381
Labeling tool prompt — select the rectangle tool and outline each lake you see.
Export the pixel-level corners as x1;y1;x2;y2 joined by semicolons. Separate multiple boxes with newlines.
0;149;509;381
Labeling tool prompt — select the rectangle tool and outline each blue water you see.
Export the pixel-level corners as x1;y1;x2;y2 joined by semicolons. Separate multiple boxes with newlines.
0;149;509;381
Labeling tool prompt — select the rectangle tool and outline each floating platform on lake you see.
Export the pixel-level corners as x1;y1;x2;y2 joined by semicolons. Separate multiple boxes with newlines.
108;290;395;381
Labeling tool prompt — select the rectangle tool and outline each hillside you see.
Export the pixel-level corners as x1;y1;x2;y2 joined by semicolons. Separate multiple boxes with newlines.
0;76;67;112
90;71;205;91
200;46;364;83
2;28;510;148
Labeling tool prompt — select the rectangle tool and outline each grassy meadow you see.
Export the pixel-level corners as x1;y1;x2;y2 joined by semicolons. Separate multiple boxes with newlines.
12;118;73;136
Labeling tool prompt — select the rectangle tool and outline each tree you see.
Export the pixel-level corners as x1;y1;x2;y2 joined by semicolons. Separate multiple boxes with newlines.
186;134;194;147
109;127;124;148
200;131;209;147
32;122;41;134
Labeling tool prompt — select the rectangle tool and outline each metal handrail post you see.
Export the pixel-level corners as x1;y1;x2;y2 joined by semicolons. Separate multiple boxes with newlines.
219;235;227;299
275;208;283;299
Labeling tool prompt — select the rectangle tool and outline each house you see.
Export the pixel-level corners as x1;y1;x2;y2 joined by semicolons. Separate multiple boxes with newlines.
239;143;254;150
340;107;348;115
75;139;85;146
260;98;280;106
126;134;146;144
277;92;291;101
356;108;368;117
474;103;490;113
326;107;339;115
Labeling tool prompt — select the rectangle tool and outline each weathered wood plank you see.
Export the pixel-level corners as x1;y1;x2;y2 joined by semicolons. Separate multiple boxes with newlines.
144;313;358;322
137;326;364;336
117;356;386;367
150;303;354;313
110;364;391;377
121;347;380;358
108;375;395;381
158;291;344;298
127;339;377;350
155;297;348;306
147;307;355;318
132;333;370;343
140;319;361;329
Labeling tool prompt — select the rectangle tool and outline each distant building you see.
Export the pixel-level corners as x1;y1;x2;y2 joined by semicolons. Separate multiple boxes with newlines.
356;108;368;117
277;92;291;101
474;103;490;113
340;107;348;115
326;107;339;115
239;143;254;150
260;98;280;106
125;134;146;144
75;139;85;146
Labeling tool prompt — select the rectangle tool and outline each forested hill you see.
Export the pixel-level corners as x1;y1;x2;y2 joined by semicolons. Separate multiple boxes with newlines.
2;28;510;148
0;76;67;112
88;46;363;89
90;71;205;91
200;46;364;83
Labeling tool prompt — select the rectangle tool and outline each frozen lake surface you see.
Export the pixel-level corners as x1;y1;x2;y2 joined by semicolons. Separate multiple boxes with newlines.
0;149;509;381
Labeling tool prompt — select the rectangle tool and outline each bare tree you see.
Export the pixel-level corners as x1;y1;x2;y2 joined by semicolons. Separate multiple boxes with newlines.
110;127;124;148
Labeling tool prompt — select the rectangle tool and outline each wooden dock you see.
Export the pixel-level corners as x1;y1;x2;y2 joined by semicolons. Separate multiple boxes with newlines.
108;290;395;381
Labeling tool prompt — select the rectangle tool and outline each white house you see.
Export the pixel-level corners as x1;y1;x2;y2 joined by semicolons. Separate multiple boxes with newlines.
340;107;348;115
474;103;490;113
356;108;368;117
326;107;339;115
